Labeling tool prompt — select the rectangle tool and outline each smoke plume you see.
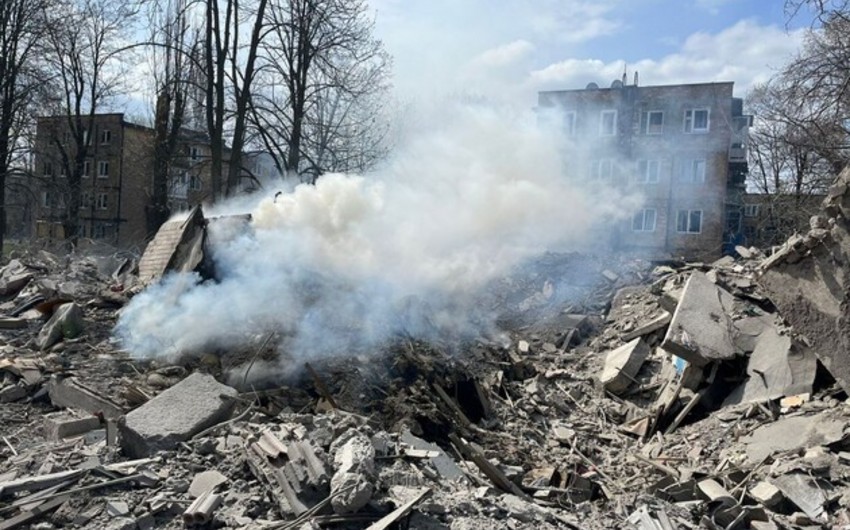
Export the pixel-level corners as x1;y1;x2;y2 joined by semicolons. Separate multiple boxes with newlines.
114;103;641;363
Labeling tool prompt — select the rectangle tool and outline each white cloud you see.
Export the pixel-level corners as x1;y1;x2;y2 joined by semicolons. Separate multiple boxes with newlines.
527;20;804;97
470;40;535;69
695;0;736;15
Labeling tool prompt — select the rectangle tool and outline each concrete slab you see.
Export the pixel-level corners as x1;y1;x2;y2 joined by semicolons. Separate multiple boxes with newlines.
119;373;238;458
36;303;84;350
47;377;124;419
599;338;650;394
137;206;206;285
743;411;845;463
724;327;817;406
661;272;737;367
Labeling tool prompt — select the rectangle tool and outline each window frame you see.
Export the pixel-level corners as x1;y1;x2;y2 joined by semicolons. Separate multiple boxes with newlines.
743;204;760;217
100;129;111;145
636;159;660;184
96;192;108;210
82;160;91;178
632;208;657;232
599;109;617;137
676;209;703;234
590;158;614;180
684;108;710;133
563;111;576;136
97;161;109;179
645;111;664;135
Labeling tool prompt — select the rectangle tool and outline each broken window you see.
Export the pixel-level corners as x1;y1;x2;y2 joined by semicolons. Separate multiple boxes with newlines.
190;146;200;161
599;110;617;136
636;159;660;184
684;108;709;133
645;111;663;135
677;209;702;233
632;209;657;232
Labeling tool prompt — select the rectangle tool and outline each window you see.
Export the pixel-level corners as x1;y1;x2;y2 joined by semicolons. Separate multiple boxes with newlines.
636;159;660;184
684;108;709;133
98;161;109;178
82;129;91;146
677;209;703;233
679;159;706;183
96;192;108;210
645;111;663;135
599;110;617;136
563;111;576;136
189;175;202;191
590;159;614;180
41;191;52;208
83;160;91;178
744;204;760;217
632;209;657;232
190;146;200;161
100;129;111;145
81;192;92;209
43;162;53;176
93;223;105;239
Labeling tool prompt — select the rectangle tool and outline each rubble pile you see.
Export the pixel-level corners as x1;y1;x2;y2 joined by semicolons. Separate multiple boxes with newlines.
4;173;850;528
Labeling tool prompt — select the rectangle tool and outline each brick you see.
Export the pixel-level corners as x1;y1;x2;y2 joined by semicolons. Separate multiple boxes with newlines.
661;272;737;367
119;373;238;458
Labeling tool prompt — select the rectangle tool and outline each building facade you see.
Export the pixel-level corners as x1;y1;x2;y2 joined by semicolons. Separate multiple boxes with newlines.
538;79;751;260
32;114;276;249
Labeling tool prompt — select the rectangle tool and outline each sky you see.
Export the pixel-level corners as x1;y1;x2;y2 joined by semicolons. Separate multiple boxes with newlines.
370;0;813;106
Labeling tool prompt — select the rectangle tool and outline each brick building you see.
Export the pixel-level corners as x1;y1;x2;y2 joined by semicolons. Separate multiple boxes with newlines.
32;114;273;248
538;78;751;260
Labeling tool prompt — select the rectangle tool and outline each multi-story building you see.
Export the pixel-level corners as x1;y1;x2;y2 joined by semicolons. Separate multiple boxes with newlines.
538;78;752;260
32;114;278;248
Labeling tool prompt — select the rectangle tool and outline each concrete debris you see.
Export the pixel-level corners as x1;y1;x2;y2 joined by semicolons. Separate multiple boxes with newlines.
8;197;850;529
600;338;650;394
661;271;737;367
119;373;238;457
36;302;83;350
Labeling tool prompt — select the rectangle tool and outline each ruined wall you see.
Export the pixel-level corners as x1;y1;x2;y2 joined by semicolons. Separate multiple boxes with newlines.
758;167;850;392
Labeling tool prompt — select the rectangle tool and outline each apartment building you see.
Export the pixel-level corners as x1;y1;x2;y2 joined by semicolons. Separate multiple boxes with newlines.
538;78;751;260
32;114;274;248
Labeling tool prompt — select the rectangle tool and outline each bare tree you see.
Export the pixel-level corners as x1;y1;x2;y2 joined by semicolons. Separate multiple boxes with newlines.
146;0;199;235
252;0;392;183
40;0;136;245
0;0;50;255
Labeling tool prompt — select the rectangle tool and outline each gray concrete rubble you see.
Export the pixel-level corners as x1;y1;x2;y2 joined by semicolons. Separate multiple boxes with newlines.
119;373;238;457
661;271;737;367
599;338;650;394
7;206;850;529
759;167;850;393
36;302;84;350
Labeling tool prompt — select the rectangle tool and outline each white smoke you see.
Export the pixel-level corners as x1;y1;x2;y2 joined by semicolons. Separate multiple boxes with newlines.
115;103;641;362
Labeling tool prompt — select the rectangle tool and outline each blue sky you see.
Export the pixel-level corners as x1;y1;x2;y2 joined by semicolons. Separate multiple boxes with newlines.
371;0;810;104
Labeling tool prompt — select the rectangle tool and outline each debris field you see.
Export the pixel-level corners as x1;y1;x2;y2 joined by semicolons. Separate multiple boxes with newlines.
4;170;850;529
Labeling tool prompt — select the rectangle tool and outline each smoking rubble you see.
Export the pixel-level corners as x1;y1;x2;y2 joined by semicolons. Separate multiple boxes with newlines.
114;104;642;364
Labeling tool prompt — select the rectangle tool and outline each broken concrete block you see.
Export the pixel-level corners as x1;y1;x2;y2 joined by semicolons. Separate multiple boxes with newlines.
36;303;83;350
744;411;845;462
771;473;831;521
329;471;373;515
724;327;817;406
661;272;737;367
119;373;238;458
43;412;102;441
600;338;650;394
621;311;672;342
188;470;228;498
749;481;783;509
47;377;124;419
106;501;130;517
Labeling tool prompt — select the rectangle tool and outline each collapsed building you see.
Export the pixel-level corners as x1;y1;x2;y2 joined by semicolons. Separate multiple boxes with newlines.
2;168;850;529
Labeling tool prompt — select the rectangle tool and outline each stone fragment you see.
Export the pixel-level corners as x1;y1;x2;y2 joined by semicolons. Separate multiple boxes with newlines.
106;501;130;517
771;473;831;521
661;272;737;367
329;471;373;514
36;303;84;350
47;377;124;419
119;373;238;458
43;411;102;441
749;481;784;509
724;327;817;406
600;338;650;394
329;430;375;515
744;411;845;462
621;311;672;341
188;470;228;498
517;340;530;354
